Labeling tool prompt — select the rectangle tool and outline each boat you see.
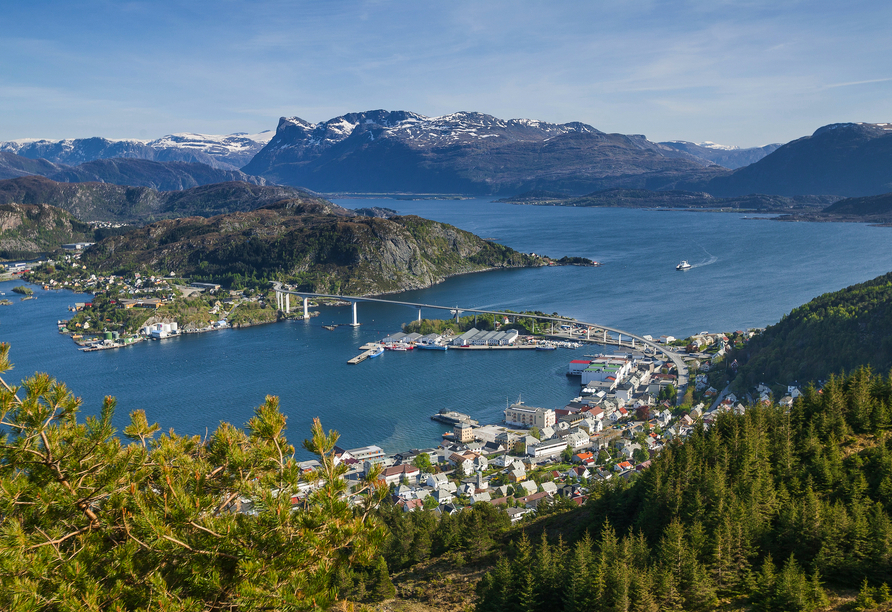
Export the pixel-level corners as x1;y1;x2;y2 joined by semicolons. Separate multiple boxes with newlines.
385;342;413;351
676;260;692;271
417;343;447;351
368;346;384;358
536;343;557;351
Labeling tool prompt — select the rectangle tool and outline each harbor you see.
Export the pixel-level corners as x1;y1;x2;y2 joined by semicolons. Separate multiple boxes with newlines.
344;329;583;364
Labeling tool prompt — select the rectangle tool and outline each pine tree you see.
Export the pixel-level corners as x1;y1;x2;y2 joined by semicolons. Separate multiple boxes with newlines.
854;578;877;612
754;554;777;611
511;532;538;612
533;532;564;612
368;556;396;602
564;534;594;612
629;570;658;612
772;555;810;612
0;344;389;611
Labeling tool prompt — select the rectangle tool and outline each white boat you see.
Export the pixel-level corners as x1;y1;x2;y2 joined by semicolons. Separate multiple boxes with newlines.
368;346;384;358
676;260;692;271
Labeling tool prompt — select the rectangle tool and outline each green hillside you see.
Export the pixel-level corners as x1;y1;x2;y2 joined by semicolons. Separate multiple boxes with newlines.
80;199;547;294
732;271;892;390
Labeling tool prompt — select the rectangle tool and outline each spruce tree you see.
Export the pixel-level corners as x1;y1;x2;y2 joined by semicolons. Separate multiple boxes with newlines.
368;556;396;602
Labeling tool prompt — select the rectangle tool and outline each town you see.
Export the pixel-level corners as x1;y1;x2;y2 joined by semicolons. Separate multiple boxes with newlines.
292;330;793;523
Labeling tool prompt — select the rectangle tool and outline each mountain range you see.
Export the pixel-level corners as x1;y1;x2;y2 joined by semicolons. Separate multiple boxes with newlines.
0;155;265;191
2;114;890;199
657;140;782;169
1;131;272;170
699;122;892;198
240;110;733;195
0;176;313;223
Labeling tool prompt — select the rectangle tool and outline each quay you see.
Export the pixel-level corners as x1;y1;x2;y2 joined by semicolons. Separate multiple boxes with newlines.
451;344;538;350
431;409;479;426
348;343;383;364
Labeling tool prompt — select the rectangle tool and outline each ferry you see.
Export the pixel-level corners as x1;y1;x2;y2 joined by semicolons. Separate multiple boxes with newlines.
676;260;692;271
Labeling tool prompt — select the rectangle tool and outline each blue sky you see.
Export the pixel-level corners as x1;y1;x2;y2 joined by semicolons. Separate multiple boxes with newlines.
2;0;890;147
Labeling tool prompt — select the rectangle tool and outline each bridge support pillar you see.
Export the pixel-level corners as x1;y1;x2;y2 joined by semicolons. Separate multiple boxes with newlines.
350;301;360;327
285;293;290;314
303;297;310;320
418;308;422;322
455;309;460;323
603;330;607;343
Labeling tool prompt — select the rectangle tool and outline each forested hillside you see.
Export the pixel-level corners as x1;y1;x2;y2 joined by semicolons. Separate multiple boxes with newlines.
80;199;546;294
468;368;892;611
731;271;892;390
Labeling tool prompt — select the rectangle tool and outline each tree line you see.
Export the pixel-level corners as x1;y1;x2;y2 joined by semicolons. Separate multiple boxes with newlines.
477;366;892;611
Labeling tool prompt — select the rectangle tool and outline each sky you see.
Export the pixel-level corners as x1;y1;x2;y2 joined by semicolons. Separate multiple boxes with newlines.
2;0;890;148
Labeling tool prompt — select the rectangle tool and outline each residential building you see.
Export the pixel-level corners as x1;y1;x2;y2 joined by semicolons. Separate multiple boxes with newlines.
504;402;556;429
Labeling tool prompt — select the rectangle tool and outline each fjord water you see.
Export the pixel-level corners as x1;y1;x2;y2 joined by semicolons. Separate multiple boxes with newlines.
2;200;891;454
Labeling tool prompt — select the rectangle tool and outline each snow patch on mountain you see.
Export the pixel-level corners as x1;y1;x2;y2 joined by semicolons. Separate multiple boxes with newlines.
268;110;602;152
695;141;740;151
148;131;273;154
0;131;274;170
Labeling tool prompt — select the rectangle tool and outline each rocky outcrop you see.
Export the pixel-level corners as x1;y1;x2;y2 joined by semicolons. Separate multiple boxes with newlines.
0;202;93;258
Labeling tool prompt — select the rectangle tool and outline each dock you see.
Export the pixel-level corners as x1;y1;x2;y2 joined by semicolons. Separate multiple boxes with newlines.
348;343;383;364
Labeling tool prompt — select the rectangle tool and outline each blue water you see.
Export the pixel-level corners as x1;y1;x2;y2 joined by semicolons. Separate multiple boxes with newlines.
2;200;891;455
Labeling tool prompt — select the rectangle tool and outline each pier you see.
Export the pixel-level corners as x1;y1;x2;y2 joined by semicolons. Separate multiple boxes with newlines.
348;343;383;364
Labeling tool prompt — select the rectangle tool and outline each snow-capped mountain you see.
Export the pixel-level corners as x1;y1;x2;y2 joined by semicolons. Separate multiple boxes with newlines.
0;131;273;170
268;110;601;151
658;140;782;169
146;131;273;168
243;109;724;195
704;122;892;198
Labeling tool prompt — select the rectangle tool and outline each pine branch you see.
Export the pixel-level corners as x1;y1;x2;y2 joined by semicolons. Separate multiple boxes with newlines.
161;534;238;559
189;521;224;538
27;524;93;550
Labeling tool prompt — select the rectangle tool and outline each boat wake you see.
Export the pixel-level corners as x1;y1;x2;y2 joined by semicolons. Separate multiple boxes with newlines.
689;246;718;269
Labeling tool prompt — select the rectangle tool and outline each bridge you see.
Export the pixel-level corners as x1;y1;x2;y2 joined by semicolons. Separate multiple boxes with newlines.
271;283;688;398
